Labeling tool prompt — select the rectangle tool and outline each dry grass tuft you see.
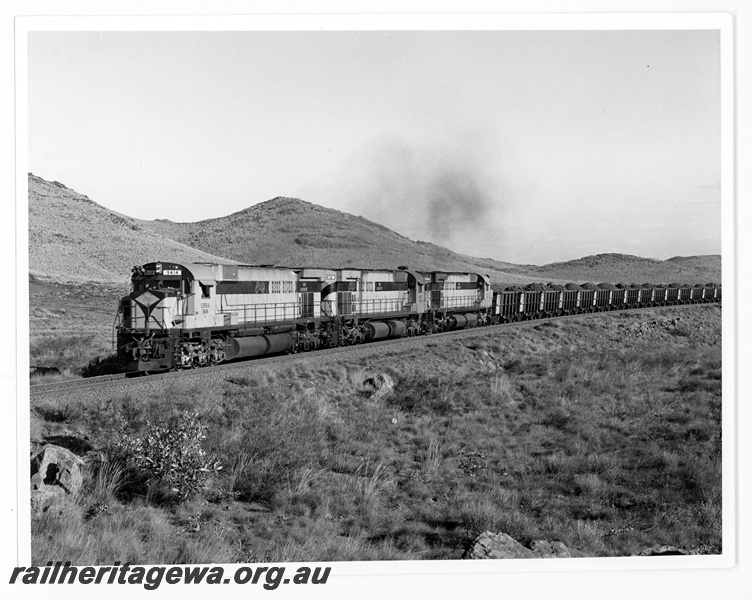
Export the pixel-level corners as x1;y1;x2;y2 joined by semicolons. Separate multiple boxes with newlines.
352;462;396;509
490;373;515;403
32;396;84;423
93;461;128;502
286;465;328;496
420;438;443;477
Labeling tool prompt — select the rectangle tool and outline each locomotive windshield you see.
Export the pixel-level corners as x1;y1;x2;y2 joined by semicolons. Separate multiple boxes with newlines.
131;263;189;294
133;279;184;292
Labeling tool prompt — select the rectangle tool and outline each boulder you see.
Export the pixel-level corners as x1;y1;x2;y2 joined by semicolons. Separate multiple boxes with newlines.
637;545;689;556
463;532;536;559
30;444;84;496
361;373;396;401
464;531;581;559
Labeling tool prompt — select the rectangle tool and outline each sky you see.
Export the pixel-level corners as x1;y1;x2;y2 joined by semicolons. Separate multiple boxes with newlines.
27;29;722;265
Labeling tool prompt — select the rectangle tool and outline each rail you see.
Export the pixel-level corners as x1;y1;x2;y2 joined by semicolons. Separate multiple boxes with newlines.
38;302;720;396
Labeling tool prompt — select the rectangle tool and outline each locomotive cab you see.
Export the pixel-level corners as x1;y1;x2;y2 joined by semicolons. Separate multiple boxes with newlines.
117;262;226;372
120;262;188;331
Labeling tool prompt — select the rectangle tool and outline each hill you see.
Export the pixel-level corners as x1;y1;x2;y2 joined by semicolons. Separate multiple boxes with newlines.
27;174;721;285
665;255;723;275
28;174;231;283
136;197;548;284
515;253;721;286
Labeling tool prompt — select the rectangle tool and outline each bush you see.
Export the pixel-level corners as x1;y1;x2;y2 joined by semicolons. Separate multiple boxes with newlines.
111;411;223;502
81;353;121;377
33;396;84;423
387;376;458;415
30;334;101;374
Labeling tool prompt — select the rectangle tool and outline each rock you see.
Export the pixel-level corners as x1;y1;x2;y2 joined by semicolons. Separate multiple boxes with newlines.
463;532;536;559
30;444;85;497
637;545;689;556
361;373;396;401
464;531;582;559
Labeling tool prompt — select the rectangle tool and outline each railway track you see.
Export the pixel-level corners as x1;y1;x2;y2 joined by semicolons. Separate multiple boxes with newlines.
29;303;718;397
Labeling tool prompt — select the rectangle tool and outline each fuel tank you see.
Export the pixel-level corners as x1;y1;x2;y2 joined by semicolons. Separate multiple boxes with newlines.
386;320;406;337
224;333;293;360
365;320;406;340
365;322;390;340
449;314;468;329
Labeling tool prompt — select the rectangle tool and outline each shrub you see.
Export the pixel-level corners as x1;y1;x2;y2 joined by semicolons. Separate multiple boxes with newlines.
540;405;571;431
81;353;120;377
387;376;458;415
33;396;84;423
30;334;107;374
111;411;222;502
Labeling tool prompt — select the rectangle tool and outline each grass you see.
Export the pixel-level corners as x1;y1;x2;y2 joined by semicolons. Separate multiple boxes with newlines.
30;305;723;564
30;333;120;382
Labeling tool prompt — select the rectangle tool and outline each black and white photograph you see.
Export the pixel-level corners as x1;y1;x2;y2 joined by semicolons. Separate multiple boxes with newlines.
4;2;750;599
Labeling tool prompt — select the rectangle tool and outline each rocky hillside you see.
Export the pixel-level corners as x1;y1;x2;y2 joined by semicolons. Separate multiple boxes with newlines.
665;255;723;276
136;197;542;283
27;174;549;285
28;174;231;283
28;174;721;285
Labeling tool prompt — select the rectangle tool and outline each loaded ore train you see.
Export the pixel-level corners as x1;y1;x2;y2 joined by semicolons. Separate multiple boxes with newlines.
114;261;721;374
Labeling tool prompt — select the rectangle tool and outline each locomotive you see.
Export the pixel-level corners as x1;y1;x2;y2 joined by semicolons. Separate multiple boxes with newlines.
114;261;721;374
115;262;492;372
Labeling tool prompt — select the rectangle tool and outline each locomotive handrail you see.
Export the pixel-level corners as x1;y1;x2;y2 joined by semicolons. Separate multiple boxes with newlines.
352;298;408;316
218;301;301;327
111;305;122;351
434;294;482;310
